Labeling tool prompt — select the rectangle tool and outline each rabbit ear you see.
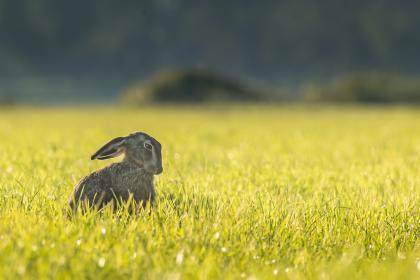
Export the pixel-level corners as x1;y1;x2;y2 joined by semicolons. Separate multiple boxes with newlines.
91;137;126;160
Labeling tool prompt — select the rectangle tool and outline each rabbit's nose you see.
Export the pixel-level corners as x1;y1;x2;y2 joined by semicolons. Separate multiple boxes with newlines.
156;166;163;174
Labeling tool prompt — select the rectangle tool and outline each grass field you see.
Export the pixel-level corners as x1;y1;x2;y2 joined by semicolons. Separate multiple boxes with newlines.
0;106;418;279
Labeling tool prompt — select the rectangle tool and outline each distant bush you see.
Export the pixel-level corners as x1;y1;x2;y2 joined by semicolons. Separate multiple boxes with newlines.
303;73;420;104
0;95;16;107
121;69;265;104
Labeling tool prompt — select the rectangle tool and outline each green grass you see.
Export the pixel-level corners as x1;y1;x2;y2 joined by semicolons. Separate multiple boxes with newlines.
0;106;419;279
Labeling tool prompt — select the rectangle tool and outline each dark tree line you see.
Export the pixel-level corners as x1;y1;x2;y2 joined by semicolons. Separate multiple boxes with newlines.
0;0;419;80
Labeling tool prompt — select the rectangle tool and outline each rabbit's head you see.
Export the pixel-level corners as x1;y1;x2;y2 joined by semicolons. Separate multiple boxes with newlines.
91;132;163;174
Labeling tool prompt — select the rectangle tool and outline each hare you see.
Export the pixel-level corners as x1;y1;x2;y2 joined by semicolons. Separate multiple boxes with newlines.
68;132;163;212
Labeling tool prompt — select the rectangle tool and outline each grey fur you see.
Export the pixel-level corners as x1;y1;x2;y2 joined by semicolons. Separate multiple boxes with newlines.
68;132;163;212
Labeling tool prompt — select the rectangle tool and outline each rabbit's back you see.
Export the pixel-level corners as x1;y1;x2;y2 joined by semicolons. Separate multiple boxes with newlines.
69;162;155;211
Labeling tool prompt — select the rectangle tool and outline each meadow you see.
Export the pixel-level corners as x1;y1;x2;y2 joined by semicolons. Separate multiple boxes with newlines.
0;106;418;279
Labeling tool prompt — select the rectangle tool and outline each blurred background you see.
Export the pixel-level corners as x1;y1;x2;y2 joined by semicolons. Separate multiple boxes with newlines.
1;0;419;105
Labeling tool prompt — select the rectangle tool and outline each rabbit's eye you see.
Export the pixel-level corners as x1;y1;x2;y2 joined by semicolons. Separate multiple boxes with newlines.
144;143;153;150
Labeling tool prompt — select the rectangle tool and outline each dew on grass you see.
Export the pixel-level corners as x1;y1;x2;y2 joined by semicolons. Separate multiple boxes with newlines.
397;252;406;260
176;250;184;265
320;271;329;280
98;257;106;268
17;265;25;275
214;232;220;239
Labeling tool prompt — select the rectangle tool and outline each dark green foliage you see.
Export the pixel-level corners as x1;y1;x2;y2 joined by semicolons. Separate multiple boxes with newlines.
0;0;419;77
121;70;264;104
1;1;420;103
304;73;420;103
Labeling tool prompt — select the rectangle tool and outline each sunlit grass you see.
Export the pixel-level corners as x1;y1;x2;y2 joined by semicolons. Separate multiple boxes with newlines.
0;105;419;279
